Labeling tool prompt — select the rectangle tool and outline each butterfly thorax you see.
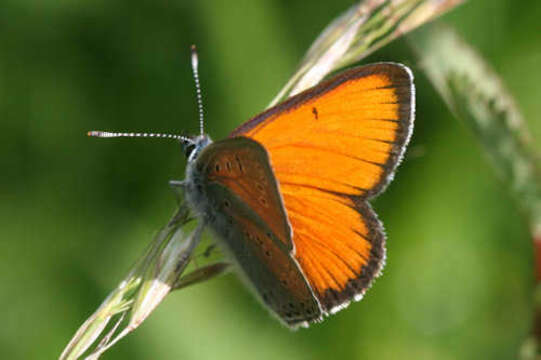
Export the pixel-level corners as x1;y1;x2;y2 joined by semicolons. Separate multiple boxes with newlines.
183;134;213;218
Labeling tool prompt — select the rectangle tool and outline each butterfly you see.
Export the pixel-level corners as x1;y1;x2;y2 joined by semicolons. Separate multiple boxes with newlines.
89;47;415;328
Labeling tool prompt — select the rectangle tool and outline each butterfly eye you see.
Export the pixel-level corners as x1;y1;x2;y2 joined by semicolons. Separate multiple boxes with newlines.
184;143;196;158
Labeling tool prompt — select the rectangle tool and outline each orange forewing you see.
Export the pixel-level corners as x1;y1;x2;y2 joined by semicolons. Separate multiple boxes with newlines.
203;139;293;250
231;63;414;311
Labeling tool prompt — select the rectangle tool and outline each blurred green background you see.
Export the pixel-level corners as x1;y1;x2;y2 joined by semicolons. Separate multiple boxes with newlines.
1;0;540;359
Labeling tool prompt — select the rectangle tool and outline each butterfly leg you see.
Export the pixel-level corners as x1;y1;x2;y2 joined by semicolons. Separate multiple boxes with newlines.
169;180;187;204
202;243;218;258
169;180;186;188
190;236;219;266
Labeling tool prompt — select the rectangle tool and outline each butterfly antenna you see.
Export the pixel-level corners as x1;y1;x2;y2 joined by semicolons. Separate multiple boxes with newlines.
87;131;193;144
191;45;205;136
88;48;206;144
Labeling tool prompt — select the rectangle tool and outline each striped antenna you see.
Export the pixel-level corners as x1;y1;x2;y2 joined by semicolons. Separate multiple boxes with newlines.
87;131;193;143
88;47;204;143
191;45;205;135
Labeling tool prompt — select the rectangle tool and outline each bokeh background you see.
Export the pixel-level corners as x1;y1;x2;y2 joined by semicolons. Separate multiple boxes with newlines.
1;0;540;359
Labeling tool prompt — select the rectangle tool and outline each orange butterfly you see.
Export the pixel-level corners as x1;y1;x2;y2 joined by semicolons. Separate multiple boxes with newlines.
90;50;415;328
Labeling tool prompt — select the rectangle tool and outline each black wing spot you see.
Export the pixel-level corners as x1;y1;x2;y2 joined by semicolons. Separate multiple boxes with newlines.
312;107;319;120
235;155;244;173
215;163;221;172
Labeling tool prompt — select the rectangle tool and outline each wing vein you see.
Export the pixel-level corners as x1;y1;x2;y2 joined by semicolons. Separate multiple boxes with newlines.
270;143;386;167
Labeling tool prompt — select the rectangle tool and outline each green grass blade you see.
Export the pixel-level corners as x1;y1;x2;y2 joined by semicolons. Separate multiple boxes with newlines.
410;25;541;241
59;204;203;360
269;0;465;107
410;24;541;357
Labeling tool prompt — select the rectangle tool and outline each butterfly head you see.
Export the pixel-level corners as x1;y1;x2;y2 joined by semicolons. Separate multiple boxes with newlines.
182;134;212;162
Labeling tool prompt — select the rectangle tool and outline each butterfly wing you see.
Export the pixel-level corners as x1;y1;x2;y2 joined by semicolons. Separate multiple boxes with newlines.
194;137;322;326
230;63;414;313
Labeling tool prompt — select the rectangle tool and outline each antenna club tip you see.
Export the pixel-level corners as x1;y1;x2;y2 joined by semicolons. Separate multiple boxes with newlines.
87;131;98;137
191;45;199;67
